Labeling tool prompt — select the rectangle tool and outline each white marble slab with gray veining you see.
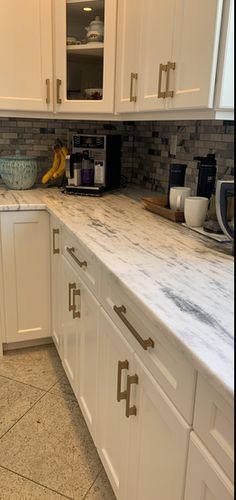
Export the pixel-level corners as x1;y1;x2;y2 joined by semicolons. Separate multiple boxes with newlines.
0;186;234;402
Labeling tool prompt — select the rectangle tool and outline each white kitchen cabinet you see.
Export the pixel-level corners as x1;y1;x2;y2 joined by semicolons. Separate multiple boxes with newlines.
97;308;133;500
0;0;53;112
61;254;81;394
53;0;117;114
116;0;232;114
0;211;51;343
214;0;234;110
50;216;62;355
184;433;234;500
78;280;99;441
97;307;191;500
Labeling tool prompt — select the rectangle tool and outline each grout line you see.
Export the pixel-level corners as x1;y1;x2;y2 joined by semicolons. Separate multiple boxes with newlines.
0;464;73;500
82;467;103;500
0;379;59;442
0;373;49;392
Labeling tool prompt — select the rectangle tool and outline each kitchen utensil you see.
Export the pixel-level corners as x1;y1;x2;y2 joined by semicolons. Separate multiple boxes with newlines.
85;16;104;43
215;179;234;241
169;186;191;211
142;196;185;222
0;156;37;189
184;197;209;227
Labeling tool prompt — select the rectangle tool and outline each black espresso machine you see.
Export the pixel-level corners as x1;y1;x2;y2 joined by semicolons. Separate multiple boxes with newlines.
64;134;122;196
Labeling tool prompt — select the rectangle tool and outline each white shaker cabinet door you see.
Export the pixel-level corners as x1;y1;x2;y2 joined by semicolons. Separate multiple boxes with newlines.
1;211;51;343
184;434;234;500
78;280;99;442
169;0;223;109
61;255;80;395
50;217;62;356
97;308;133;500
0;0;53;112
127;354;191;500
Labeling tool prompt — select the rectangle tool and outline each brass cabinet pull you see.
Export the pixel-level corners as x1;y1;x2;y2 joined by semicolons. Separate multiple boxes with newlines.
52;228;60;254
158;63;167;98
66;246;87;268
126;374;138;418
166;61;176;98
72;288;81;319
46;78;50;104
130;72;138;102
68;283;76;312
117;360;129;402
113;305;155;351
56;78;62;104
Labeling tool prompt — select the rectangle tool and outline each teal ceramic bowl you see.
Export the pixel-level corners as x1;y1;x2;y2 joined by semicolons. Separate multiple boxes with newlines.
0;157;38;189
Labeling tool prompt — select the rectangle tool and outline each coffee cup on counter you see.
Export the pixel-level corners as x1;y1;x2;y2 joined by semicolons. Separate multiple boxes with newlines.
169;186;191;211
184;196;209;227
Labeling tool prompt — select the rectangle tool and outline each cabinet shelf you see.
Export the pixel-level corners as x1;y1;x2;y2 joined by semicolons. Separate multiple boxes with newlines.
67;43;104;56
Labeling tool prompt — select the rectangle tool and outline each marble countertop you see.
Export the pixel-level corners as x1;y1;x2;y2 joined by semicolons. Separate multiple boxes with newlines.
0;185;234;402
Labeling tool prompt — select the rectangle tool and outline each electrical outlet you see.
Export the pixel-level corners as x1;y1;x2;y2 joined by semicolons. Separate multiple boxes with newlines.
170;135;177;156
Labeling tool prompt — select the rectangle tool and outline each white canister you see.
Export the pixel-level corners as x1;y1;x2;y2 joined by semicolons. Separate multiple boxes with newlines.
169;186;191;211
184;197;209;227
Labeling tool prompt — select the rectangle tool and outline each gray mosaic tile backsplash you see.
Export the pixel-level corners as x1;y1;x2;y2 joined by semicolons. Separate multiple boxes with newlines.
0;117;234;193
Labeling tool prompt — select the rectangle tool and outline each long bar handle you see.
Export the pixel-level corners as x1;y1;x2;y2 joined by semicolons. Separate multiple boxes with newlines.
52;228;60;254
126;374;138;418
68;283;76;312
72;288;81;319
46;78;50;104
117;360;129;402
56;78;62;104
113;305;154;351
158;63;167;98
166;61;176;98
130;72;138;102
66;246;87;268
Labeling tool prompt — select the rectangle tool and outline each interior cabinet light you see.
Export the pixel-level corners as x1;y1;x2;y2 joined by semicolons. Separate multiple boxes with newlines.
83;7;92;11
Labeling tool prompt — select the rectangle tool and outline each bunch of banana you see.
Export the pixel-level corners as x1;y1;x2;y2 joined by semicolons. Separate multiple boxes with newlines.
41;145;68;184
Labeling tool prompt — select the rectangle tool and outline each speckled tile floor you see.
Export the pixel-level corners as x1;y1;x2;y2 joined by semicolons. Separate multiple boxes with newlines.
0;345;116;500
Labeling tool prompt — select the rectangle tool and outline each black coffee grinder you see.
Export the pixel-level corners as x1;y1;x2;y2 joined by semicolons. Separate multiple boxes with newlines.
167;164;187;207
195;153;217;199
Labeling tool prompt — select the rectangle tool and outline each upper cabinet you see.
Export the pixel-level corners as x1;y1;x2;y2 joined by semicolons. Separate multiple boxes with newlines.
53;0;117;113
0;0;53;112
115;0;234;116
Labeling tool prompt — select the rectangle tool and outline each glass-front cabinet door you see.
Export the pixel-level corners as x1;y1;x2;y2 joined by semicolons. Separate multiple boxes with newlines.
54;0;117;113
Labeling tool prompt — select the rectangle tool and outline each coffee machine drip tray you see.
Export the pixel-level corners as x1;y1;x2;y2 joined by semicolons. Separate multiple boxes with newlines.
63;185;105;196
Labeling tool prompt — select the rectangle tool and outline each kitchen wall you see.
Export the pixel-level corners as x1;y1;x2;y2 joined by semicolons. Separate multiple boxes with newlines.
0;117;234;193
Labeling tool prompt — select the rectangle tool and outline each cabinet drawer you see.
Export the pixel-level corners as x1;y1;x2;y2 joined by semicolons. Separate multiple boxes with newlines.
100;266;196;424
61;226;99;296
194;375;234;482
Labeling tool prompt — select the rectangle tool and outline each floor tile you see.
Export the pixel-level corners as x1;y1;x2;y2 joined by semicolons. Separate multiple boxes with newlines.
0;466;71;500
0;345;64;391
85;470;116;500
48;371;77;402
0;376;44;438
0;392;102;499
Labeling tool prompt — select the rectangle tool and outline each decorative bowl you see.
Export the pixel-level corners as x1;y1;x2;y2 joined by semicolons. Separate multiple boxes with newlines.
0;157;38;189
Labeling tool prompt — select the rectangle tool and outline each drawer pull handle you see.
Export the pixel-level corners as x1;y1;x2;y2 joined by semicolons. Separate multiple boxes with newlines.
165;61;176;98
68;283;76;312
56;78;62;104
66;246;87;268
158;63;167;98
72;288;81;319
46;78;50;104
117;360;129;402
52;228;60;254
126;374;138;418
113;305;155;351
130;72;138;102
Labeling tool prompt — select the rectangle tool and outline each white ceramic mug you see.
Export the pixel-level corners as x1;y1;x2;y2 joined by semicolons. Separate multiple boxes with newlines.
184;197;209;227
169;186;191;211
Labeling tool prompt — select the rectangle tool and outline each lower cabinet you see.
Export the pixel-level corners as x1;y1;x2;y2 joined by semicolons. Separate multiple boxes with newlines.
184;433;234;500
97;308;191;500
0;211;51;343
